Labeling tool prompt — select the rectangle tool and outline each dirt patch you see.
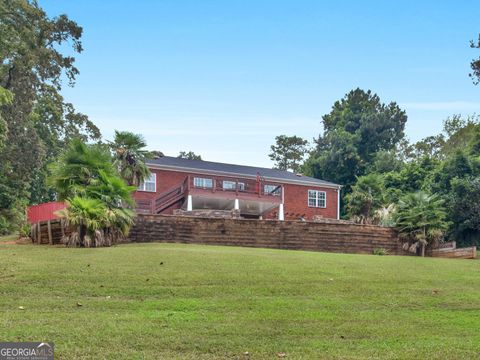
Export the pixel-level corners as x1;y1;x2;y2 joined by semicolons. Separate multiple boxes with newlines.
0;237;32;245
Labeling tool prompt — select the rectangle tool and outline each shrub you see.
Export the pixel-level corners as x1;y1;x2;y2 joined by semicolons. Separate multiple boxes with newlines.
0;200;28;236
0;216;9;235
18;222;31;238
394;191;449;256
373;248;389;256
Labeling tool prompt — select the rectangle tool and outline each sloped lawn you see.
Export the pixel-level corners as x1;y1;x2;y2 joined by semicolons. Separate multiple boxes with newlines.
0;240;479;359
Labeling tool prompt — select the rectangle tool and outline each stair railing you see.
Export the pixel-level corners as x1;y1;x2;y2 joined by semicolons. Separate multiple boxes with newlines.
153;176;189;213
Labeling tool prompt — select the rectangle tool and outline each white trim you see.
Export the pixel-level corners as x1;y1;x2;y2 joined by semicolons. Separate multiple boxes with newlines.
278;203;284;221
307;189;326;208
137;173;156;192
193;177;213;188
187;195;193;211
146;163;342;189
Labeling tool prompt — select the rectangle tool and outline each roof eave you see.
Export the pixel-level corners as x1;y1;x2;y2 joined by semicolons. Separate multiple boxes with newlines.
145;162;342;189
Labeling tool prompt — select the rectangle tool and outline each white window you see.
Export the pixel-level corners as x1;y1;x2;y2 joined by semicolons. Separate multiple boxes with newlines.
223;180;245;191
138;173;156;192
264;184;281;196
194;177;213;188
308;190;326;208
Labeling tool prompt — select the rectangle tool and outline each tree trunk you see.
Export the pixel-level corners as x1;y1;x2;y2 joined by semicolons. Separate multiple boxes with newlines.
422;226;426;257
79;225;87;247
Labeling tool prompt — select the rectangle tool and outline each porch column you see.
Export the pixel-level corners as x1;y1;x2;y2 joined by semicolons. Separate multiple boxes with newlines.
234;198;240;210
187;194;193;211
278;203;284;221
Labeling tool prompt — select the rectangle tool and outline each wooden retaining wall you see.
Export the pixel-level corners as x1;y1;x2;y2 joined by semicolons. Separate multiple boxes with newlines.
30;219;67;245
129;214;405;255
428;241;477;259
31;215;476;259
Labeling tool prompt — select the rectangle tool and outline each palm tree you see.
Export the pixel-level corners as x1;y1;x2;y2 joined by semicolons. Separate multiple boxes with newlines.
375;204;396;227
86;170;136;208
49;139;115;200
59;196;135;248
109;131;150;187
58;196;108;247
346;173;386;224
50;139;136;247
394;191;449;256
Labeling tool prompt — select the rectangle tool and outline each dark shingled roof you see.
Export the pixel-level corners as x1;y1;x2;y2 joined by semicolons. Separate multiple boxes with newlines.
146;156;341;188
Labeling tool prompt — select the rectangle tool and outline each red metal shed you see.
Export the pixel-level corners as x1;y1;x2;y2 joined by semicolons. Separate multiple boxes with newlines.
27;202;66;224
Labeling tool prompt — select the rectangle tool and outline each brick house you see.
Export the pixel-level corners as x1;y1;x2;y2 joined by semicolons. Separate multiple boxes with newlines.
134;156;341;221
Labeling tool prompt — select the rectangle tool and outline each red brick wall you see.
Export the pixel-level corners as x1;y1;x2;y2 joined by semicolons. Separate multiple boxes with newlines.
134;169;187;214
134;168;339;219
264;183;339;220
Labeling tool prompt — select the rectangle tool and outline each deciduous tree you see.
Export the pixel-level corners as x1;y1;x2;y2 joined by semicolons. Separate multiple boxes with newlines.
448;177;480;248
470;34;480;84
304;88;407;196
0;0;99;232
178;151;202;160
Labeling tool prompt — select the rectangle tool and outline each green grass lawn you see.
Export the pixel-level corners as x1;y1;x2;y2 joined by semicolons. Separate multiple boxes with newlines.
0;234;17;243
0;239;479;359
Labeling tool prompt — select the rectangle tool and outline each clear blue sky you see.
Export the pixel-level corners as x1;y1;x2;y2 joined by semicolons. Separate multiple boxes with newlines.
42;0;480;167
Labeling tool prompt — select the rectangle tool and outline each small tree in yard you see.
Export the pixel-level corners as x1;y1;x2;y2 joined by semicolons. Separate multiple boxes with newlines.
59;196;135;248
49;140;114;199
394;191;449;257
346;173;386;224
59;197;109;247
50;139;136;247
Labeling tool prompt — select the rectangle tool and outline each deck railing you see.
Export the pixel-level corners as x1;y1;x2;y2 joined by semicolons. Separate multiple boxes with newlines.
188;175;282;198
136;174;282;214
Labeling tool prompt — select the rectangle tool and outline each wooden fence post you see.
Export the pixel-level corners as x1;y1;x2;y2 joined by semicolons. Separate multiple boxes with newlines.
47;220;53;245
30;224;35;243
61;219;65;239
37;222;41;244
